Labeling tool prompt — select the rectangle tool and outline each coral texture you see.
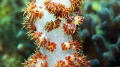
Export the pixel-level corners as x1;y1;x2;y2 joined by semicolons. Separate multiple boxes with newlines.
23;0;90;67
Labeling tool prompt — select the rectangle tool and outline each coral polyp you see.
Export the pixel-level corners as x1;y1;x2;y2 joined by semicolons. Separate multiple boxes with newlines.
23;0;90;67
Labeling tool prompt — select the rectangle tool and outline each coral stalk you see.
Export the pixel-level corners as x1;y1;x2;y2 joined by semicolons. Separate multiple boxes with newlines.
23;0;90;67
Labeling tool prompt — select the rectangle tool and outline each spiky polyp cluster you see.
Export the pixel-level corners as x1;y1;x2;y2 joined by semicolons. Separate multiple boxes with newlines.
55;53;89;67
23;0;90;67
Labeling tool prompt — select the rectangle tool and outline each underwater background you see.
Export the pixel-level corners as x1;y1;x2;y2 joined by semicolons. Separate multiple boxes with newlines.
0;0;120;67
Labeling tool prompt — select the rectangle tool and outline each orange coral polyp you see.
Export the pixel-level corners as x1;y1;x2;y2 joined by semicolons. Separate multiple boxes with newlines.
63;23;76;35
41;61;48;67
33;50;47;60
69;40;82;52
23;19;36;32
61;41;82;52
72;16;84;25
24;0;43;21
30;32;43;40
46;41;57;52
54;60;66;67
54;53;90;67
61;42;72;50
69;0;81;11
37;37;47;47
45;1;71;18
30;32;47;47
44;19;61;32
24;50;47;67
26;8;43;21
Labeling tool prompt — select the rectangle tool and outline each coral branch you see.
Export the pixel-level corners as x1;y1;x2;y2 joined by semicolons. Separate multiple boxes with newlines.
23;0;90;67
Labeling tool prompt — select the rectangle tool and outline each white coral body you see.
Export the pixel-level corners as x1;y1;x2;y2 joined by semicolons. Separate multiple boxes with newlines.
23;0;90;67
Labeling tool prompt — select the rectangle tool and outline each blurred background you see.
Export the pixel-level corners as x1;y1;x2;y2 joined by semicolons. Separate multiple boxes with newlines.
0;0;120;67
0;0;35;67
